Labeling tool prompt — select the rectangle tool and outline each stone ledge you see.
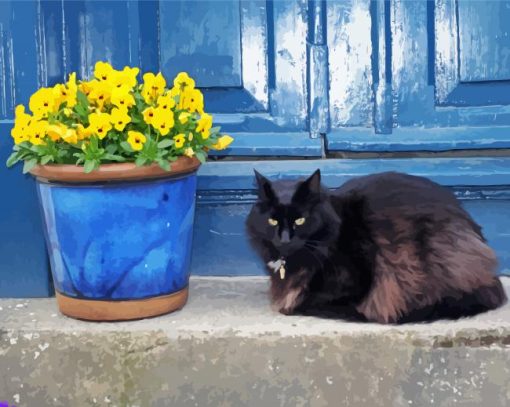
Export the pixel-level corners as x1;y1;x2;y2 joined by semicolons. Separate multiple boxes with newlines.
1;277;510;407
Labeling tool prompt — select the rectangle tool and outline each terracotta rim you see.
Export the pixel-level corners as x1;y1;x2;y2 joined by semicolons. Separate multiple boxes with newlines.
30;156;201;183
55;287;189;321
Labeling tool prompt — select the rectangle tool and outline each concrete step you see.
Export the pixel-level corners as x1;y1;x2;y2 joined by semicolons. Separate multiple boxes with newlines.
1;277;510;407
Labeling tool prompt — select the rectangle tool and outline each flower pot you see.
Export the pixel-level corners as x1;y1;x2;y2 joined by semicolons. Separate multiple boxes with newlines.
30;156;200;321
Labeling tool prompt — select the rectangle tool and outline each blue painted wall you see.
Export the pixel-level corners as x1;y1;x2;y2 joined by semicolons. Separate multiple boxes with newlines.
1;0;510;296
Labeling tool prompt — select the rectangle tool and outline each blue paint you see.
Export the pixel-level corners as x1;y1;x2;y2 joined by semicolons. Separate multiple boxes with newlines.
39;0;65;86
36;175;197;300
197;157;510;191
327;126;510;152
0;123;50;297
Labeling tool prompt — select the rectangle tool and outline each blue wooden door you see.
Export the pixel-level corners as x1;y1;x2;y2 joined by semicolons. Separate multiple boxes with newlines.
326;0;510;151
2;0;510;296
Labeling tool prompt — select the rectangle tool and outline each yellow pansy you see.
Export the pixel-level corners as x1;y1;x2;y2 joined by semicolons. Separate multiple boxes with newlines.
196;112;213;139
27;120;48;145
88;81;111;110
11;105;32;144
53;72;78;109
111;86;135;109
94;61;114;82
111;66;140;89
88;112;112;139
184;147;194;157
173;134;185;149
76;124;95;140
142;72;166;104
127;131;146;151
173;72;195;92
46;123;65;141
156;93;176;110
29;87;57;119
142;106;156;125
211;135;233;150
79;80;97;97
178;112;190;124
111;107;131;131
61;127;78;144
151;107;174;136
178;88;204;113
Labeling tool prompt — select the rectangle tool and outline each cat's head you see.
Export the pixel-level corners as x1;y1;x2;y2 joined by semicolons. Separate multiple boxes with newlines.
246;169;340;258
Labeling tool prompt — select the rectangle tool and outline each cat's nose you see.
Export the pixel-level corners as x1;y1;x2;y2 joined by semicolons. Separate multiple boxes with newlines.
280;230;291;244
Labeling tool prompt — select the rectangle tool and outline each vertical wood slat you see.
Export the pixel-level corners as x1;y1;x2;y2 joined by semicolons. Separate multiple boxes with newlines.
269;0;309;129
308;0;329;138
372;0;393;133
326;0;373;127
240;0;269;110
0;1;14;119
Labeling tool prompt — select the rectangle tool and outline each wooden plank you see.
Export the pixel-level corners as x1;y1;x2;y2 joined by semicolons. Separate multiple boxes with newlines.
159;0;242;87
240;0;269;110
327;0;373;127
196;157;510;190
0;1;14;119
269;0;308;129
38;0;65;86
327;126;510;151
458;0;510;82
208;132;322;157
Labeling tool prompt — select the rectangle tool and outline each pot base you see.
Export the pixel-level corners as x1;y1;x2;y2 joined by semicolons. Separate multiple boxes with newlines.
55;287;189;321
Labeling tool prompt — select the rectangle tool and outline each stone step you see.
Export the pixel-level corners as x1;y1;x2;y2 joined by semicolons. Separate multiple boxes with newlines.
1;277;510;407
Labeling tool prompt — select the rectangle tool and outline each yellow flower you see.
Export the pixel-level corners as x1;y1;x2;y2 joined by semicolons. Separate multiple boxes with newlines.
173;72;195;92
111;86;135;109
151;107;174;136
111;107;131;131
27;120;48;145
53;72;78;109
173;134;185;149
46;123;65;141
127;131;146;151
11;105;32;144
29;87;57;119
61;127;78;144
196;112;212;139
178;112;190;124
188;132;193;141
76;124;95;140
79;80;97;97
88;112;112;139
94;61;114;82
157;93;176;110
88;81;111;110
184;147;194;157
142;72;166;104
178;88;204;113
211;135;233;150
142;106;156;125
111;66;140;89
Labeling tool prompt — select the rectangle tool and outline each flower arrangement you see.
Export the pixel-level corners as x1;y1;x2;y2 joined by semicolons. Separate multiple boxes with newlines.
6;62;233;173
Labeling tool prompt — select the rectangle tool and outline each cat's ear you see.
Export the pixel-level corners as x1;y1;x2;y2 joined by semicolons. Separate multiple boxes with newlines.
293;169;321;203
254;170;276;202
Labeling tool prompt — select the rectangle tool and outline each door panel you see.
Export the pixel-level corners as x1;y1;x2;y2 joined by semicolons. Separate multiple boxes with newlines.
458;1;510;82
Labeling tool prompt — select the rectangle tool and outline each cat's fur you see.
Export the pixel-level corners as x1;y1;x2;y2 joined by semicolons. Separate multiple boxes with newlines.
246;170;507;324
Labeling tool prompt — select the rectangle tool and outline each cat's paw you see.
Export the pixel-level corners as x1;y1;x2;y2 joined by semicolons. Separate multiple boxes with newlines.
271;287;303;315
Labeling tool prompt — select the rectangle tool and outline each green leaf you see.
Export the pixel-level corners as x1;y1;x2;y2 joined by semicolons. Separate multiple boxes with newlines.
84;160;97;173
76;90;89;108
195;151;207;164
6;152;21;167
135;156;147;167
22;158;38;174
41;155;54;165
168;156;178;162
157;139;174;149
103;154;126;162
105;144;118;154
210;126;221;134
156;158;170;171
120;141;133;152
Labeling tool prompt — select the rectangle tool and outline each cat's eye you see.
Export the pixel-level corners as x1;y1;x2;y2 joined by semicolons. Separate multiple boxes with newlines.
294;217;306;226
268;218;278;226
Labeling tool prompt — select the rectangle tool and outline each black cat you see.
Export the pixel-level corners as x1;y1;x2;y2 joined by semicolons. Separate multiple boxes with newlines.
246;170;507;324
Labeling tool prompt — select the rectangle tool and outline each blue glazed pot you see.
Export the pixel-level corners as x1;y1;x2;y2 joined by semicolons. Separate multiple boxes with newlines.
31;158;200;321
